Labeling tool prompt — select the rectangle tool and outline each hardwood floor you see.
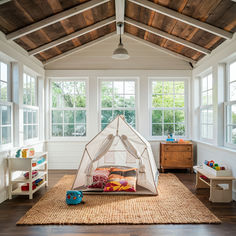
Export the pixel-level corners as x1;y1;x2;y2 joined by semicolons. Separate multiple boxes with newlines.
0;170;236;236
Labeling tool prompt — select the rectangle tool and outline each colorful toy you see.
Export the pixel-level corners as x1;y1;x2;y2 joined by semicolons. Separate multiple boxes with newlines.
15;149;21;158
29;148;35;157
204;160;225;171
24;171;38;179
66;190;83;205
22;149;29;158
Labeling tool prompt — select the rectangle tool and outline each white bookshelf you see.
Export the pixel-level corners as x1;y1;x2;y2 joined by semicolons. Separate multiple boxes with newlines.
8;152;48;199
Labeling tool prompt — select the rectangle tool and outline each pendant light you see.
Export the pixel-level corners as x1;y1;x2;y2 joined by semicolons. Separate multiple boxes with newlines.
112;22;130;60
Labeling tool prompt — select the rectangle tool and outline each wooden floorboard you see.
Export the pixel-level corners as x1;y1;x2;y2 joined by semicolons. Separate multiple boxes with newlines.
0;170;236;236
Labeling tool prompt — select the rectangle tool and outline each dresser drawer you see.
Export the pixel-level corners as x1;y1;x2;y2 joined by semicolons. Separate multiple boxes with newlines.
163;152;193;167
164;145;192;152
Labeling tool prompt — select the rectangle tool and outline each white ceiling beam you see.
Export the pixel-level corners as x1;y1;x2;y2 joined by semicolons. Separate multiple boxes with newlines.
6;0;110;40
115;0;125;34
43;32;116;65
128;0;233;40
125;17;211;55
0;0;11;5
125;33;196;64
29;16;116;56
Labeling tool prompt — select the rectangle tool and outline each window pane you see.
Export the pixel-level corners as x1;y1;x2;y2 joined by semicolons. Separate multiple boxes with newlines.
31;77;36;106
175;124;185;136
52;110;63;123
33;125;38;138
201;124;207;138
164;124;174;135
164;110;174;123
101;110;113;123
114;81;124;94
75;81;85;95
230;61;236;82
164;95;174;107
113;94;124;108
52;81;64;107
201;109;207;123
28;125;32;139
152;110;162;123
24;126;28;140
163;81;173;94
174;81;184;94
152;124;162;136
64;110;74;123
202;91;207;105
101;94;112;108
64;124;74;136
232;105;236;125
230;81;236;101
124;110;135;125
227;125;236;144
101;123;108;130
101;81;112;94
125;81;135;94
52;124;63;136
208;74;212;90
2;127;11;144
175;95;184;107
24;110;27;124
75;94;86;107
208;90;212;105
0;81;7;101
28;111;32;124
2;105;11;125
208;109;213;124
152;94;163;107
202;77;207;91
76;110;86;123
75;124;86;136
63;81;74;107
0;62;7;82
175;110;184;123
124;95;135;108
152;81;162;94
32;111;37;124
113;110;123;118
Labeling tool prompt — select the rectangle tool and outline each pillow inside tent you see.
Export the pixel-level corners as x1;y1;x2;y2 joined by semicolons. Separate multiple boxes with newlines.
103;168;137;192
88;167;111;189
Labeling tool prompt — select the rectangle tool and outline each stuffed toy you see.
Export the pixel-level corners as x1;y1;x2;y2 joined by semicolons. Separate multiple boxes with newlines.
66;190;83;205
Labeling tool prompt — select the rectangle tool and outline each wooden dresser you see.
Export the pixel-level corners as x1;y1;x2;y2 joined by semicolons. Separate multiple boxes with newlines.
160;142;193;173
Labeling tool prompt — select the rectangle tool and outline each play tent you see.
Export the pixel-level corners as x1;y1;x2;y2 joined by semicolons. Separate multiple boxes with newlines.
72;115;159;195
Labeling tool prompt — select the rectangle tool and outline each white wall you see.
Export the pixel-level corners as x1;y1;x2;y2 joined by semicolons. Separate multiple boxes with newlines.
192;34;236;200
45;70;191;169
0;33;45;203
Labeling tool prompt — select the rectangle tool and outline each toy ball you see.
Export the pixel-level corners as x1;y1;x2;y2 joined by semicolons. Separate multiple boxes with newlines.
204;160;208;165
214;163;218;167
66;190;83;205
209;162;213;167
215;166;220;171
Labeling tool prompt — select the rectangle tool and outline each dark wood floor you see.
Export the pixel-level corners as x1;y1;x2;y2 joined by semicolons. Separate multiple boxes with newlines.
0;170;236;236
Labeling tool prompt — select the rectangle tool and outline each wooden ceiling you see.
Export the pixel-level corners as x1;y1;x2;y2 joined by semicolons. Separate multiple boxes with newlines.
0;0;235;65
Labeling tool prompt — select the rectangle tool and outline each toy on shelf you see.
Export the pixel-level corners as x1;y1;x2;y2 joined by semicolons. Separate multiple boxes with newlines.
29;148;35;157
166;133;175;142
204;160;224;171
21;178;44;191
15;149;21;158
22;149;29;158
24;171;38;179
203;160;232;177
66;190;83;205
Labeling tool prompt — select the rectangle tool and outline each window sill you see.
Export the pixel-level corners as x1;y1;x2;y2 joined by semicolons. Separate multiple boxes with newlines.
192;139;236;154
46;137;89;143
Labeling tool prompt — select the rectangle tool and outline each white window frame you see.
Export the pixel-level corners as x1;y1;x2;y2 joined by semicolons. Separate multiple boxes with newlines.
98;77;138;131
0;60;13;151
49;78;88;141
199;72;214;143
22;71;39;144
224;59;236;149
149;78;188;139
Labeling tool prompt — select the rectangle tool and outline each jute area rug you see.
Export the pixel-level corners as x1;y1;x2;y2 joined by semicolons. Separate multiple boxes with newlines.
17;174;220;225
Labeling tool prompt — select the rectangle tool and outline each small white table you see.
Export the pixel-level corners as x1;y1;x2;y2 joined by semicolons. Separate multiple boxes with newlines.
8;152;48;200
194;166;235;203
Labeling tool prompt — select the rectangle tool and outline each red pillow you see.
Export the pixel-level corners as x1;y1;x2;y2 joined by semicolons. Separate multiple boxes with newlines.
88;168;110;189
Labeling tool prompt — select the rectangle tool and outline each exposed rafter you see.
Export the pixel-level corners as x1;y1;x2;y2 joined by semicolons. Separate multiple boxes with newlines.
128;0;233;40
0;0;11;5
6;0;110;40
125;33;196;64
29;16;116;56
43;32;116;65
115;0;125;34
125;17;211;55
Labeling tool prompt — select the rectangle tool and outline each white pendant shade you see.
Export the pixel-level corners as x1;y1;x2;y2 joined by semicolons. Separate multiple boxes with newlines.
112;42;130;60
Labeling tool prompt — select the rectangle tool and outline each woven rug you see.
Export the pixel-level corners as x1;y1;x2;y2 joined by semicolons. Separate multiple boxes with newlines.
17;174;220;225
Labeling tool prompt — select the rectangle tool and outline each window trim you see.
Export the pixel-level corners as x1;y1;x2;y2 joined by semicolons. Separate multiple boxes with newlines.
149;78;188;140
49;78;89;141
98;77;138;132
224;58;236;149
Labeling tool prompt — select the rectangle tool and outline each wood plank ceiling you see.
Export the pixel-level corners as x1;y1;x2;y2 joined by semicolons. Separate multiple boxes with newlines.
0;0;235;65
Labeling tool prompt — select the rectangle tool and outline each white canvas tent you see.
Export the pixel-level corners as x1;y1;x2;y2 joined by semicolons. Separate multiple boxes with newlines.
72;115;159;195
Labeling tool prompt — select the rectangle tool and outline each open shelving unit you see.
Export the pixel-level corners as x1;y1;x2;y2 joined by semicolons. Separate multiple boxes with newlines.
8;152;48;200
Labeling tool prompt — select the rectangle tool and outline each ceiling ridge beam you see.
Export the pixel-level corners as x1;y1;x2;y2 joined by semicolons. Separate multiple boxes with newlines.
125;32;196;64
125;17;211;55
29;16;116;56
128;0;233;40
115;0;125;34
6;0;110;41
43;32;116;65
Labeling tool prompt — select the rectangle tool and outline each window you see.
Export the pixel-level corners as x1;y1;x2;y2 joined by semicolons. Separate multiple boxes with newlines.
200;73;213;140
225;61;236;146
50;80;87;137
23;72;39;142
0;61;12;147
100;80;136;130
151;80;186;137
